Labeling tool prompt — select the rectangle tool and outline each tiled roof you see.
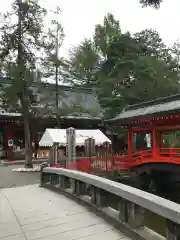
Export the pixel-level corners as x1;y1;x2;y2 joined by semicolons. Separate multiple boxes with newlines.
111;93;180;122
0;78;102;119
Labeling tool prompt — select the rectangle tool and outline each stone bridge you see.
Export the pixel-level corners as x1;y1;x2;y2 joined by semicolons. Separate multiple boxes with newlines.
1;167;180;240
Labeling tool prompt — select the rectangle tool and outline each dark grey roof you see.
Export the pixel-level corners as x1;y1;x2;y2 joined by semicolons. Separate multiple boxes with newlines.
0;78;102;119
112;93;180;122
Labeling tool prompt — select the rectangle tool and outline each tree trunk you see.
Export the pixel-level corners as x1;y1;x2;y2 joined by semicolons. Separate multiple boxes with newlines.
55;64;60;128
55;25;60;128
24;111;32;166
20;91;33;168
17;0;32;168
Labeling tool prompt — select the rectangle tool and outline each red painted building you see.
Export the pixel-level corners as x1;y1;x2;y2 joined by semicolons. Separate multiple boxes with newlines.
109;93;180;190
0;78;103;161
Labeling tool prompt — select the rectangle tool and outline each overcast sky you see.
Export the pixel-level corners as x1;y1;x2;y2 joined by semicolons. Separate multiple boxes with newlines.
1;0;180;57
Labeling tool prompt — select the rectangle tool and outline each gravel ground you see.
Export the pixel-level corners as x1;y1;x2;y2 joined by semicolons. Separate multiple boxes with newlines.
0;165;40;189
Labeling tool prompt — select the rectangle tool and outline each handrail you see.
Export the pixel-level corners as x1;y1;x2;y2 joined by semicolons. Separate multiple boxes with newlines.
51;155;131;173
159;148;180;162
160;148;180;150
131;148;180;165
50;148;180;172
41;166;180;239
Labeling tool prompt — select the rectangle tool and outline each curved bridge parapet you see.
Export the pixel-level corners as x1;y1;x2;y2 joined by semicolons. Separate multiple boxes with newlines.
41;166;180;240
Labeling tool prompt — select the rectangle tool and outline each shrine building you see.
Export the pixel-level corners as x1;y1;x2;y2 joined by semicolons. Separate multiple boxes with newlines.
0;78;103;160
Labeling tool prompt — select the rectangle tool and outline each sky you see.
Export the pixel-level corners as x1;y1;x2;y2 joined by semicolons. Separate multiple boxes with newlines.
1;0;180;57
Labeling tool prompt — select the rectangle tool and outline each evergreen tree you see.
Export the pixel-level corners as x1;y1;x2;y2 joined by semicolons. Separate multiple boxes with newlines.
68;39;99;86
140;0;163;8
0;0;46;166
68;13;180;119
42;6;65;127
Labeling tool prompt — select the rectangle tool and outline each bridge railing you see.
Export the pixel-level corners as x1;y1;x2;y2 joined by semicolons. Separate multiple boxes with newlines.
50;147;180;172
51;155;131;173
40;166;180;240
130;148;180;166
159;148;180;163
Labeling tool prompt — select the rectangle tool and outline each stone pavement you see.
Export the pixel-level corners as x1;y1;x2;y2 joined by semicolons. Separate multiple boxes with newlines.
0;185;131;240
0;165;40;189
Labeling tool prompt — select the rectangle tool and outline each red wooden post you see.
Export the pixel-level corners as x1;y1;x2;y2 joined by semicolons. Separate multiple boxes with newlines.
152;124;158;160
4;125;14;162
128;126;132;159
7;142;13;162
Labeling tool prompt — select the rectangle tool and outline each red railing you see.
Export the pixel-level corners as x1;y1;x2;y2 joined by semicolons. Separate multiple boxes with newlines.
130;148;180;166
51;148;180;173
131;149;153;166
159;148;180;164
111;155;131;170
51;155;131;173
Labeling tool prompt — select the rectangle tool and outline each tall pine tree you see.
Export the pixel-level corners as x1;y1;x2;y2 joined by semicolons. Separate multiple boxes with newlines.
42;7;65;127
0;0;46;166
140;0;163;8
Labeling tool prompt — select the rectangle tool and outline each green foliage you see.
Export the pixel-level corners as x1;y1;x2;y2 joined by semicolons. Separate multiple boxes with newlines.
68;13;180;119
41;6;65;127
134;29;166;57
42;6;65;81
1;2;180;164
0;0;48;163
0;0;46;110
139;0;163;8
0;1;99;163
162;132;180;148
68;39;99;86
93;13;121;58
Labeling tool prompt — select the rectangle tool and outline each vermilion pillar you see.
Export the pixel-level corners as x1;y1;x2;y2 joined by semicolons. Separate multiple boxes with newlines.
128;126;132;159
152;124;158;160
4;125;13;161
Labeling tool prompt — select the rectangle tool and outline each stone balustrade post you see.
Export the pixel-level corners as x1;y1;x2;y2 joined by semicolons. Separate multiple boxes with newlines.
119;199;144;228
39;162;49;187
119;198;128;223
96;188;109;207
166;219;180;240
91;187;109;207
76;181;86;196
59;176;69;189
71;180;87;196
50;174;59;186
91;186;96;204
127;202;144;228
71;179;76;194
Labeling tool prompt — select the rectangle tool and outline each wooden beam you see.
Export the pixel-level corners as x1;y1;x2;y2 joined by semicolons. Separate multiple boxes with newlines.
132;127;152;133
132;124;180;133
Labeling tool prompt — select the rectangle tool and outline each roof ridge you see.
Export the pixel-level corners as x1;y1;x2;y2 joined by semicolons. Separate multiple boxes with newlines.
0;77;93;93
125;93;180;111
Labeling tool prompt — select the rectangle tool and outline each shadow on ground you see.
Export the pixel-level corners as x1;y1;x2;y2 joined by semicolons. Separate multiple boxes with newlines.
0;165;40;189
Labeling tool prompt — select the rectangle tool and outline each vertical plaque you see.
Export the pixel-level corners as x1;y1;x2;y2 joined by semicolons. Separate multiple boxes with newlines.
85;138;95;157
66;127;76;168
103;141;112;170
